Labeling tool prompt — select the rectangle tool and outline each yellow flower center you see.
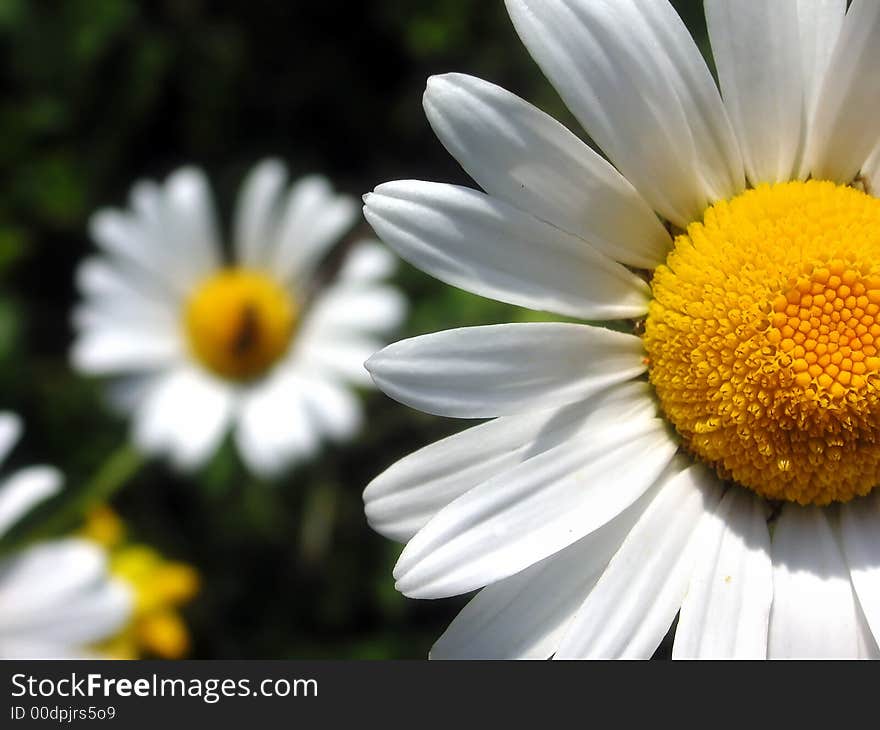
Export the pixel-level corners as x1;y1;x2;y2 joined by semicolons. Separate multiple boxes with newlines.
644;180;880;505
184;268;297;381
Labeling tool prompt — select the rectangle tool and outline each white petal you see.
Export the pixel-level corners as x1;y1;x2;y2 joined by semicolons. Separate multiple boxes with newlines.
337;241;398;283
705;0;805;184
270;175;357;284
0;539;106;623
393;417;678;599
72;302;175;335
87;209;189;295
505;0;743;227
91;171;219;299
47;578;131;646
72;260;184;373
422;73;670;268
769;505;877;658
133;367;234;470
0;642;101;659
234;158;288;267
294;332;379;387
863;143;880;196
0;467;63;538
71;328;183;375
128;179;163;225
0;577;131;649
364;181;649;320
74;256;178;317
672;487;772;659
555;464;724;659
807;0;880;183
365;380;656;543
299;374;363;443
0;412;22;467
796;0;846;178
306;284;407;335
235;372;320;477
840;491;880;648
430;477;659;660
366;323;646;418
0;642;89;659
161;167;222;281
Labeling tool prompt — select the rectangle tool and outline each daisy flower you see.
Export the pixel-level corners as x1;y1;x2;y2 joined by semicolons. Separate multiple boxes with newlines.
81;506;200;659
72;160;406;477
363;0;880;658
0;413;130;658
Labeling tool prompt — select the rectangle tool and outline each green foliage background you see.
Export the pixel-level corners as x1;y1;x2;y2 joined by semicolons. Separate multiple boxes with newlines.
0;0;706;658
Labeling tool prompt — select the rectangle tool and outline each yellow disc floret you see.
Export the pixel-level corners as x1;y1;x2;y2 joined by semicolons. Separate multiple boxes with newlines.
184;268;297;381
645;180;880;505
108;545;200;659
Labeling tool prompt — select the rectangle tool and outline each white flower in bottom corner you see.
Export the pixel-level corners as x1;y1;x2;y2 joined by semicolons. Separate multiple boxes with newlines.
72;160;406;477
0;413;130;658
363;0;880;659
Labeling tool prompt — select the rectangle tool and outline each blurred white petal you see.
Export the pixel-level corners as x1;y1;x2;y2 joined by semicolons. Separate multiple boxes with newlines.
234;158;289;267
0;467;63;538
133;367;235;470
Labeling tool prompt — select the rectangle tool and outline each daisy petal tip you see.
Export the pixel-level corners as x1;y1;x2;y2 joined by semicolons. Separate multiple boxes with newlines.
370;180;417;200
0;411;22;438
366;183;391;200
362;468;384;500
392;571;425;600
255;157;286;175
424;72;460;98
425;72;450;87
87;208;111;232
59;537;108;572
363;509;394;544
423;74;441;97
392;555;442;599
305;172;333;189
392;578;408;596
362;350;383;375
27;465;64;496
167;164;205;188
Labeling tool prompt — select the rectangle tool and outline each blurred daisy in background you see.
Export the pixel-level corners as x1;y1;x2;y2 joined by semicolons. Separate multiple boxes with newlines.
364;0;880;658
81;506;199;659
72;160;406;477
0;413;131;658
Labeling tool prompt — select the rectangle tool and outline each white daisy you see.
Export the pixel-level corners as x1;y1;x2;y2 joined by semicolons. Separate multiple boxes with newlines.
363;0;880;658
72;160;406;477
0;412;131;658
80;506;200;660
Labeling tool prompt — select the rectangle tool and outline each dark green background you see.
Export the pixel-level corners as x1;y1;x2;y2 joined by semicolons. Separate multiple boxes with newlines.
0;0;706;658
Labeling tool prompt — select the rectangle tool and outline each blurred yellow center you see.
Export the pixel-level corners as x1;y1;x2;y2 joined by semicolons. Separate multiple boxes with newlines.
110;545;200;660
645;180;880;505
82;507;200;660
184;268;297;380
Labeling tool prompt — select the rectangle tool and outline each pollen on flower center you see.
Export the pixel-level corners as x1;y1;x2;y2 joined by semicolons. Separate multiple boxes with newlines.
184;268;297;381
644;180;880;505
